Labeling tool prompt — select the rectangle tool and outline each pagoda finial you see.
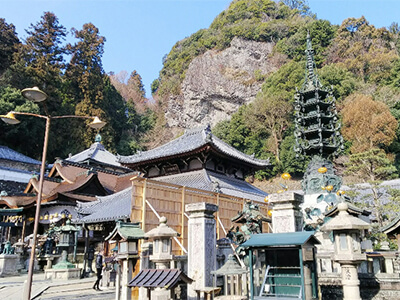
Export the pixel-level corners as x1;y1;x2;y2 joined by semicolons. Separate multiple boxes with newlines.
95;133;102;143
302;31;321;92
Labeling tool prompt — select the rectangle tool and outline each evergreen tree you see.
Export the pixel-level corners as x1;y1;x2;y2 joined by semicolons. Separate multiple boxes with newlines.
0;18;20;76
17;12;67;114
65;23;109;148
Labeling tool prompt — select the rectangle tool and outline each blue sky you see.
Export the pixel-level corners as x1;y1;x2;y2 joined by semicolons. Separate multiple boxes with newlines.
1;0;400;97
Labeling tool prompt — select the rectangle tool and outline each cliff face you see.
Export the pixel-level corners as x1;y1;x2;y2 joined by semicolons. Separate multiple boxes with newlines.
164;37;279;129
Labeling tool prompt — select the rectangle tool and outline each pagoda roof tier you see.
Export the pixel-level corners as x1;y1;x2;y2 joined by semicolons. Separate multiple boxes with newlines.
298;144;338;156
118;126;270;170
296;98;334;108
302;126;337;135
299;111;335;121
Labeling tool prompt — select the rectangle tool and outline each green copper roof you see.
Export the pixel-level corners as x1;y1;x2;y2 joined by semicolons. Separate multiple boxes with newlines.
241;231;319;248
294;33;344;159
105;221;145;241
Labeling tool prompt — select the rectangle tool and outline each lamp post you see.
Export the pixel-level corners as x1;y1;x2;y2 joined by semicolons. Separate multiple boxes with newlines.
0;87;106;300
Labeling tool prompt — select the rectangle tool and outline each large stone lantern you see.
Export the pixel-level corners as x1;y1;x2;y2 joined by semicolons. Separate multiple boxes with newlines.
145;216;179;270
320;202;369;300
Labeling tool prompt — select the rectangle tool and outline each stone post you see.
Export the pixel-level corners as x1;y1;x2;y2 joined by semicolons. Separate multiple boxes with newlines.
138;242;151;300
115;263;121;300
269;192;303;233
121;259;133;300
341;264;362;300
186;202;218;300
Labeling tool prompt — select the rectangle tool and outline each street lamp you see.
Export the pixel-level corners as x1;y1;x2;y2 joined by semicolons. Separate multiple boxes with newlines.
0;87;106;300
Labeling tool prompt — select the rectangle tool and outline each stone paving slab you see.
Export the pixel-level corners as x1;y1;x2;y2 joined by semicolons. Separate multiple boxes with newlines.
0;272;115;300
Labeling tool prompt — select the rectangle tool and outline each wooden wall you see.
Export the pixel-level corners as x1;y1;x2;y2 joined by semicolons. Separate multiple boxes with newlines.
130;177;271;255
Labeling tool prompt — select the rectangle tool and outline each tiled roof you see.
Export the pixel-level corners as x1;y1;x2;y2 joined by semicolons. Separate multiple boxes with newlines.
75;169;268;223
118;126;269;168
153;169;268;202
128;269;193;289
0;146;41;165
66;142;121;167
74;187;131;224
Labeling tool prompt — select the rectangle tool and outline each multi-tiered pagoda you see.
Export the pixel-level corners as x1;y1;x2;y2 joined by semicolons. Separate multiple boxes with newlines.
294;32;344;197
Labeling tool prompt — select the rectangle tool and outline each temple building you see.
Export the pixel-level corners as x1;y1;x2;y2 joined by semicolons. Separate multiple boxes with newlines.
0;140;136;250
118;125;269;201
75;125;271;255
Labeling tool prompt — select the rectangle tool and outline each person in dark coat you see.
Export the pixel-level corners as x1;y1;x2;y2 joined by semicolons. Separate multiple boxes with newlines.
93;250;103;291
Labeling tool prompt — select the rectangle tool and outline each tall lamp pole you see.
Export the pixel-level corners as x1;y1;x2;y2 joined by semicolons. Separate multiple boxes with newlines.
0;87;106;300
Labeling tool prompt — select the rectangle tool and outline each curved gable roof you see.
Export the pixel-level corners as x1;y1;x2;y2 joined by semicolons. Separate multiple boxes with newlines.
66;142;121;167
118;126;269;168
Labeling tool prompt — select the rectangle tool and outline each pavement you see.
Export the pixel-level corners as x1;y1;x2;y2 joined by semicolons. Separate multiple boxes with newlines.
0;272;115;300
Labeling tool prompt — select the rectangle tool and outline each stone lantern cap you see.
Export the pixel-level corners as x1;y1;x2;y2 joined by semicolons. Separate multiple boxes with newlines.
211;254;247;275
145;216;179;238
320;202;370;232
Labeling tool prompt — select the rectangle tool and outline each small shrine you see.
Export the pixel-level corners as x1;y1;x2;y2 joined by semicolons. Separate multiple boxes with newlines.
241;231;320;299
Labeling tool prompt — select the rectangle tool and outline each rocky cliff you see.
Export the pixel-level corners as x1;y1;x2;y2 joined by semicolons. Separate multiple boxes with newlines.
164;37;280;129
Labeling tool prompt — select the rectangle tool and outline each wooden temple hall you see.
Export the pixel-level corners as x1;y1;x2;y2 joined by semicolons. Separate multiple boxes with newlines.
0;126;272;296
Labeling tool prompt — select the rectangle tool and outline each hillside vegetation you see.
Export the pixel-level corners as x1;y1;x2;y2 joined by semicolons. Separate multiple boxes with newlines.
0;14;155;161
153;0;400;182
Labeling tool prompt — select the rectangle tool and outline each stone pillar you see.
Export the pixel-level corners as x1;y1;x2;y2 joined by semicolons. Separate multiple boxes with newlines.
341;264;361;300
121;259;133;300
115;263;121;300
269;192;303;233
303;263;313;300
138;242;151;300
186;202;218;300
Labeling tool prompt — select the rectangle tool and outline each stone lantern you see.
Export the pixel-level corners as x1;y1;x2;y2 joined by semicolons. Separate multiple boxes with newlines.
320;202;369;300
105;221;145;300
145;216;179;270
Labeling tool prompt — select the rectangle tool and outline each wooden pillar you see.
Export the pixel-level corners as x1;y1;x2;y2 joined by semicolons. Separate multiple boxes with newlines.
216;193;220;240
142;179;147;232
181;187;185;255
21;219;26;244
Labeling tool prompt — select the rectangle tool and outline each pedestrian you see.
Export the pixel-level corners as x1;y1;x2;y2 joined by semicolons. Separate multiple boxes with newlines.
93;250;103;291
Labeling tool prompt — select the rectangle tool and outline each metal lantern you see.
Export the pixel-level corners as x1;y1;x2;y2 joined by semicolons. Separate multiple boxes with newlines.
57;219;80;248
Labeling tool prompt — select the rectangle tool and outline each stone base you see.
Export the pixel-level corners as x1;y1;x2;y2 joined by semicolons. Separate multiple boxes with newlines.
45;267;81;280
0;254;19;276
